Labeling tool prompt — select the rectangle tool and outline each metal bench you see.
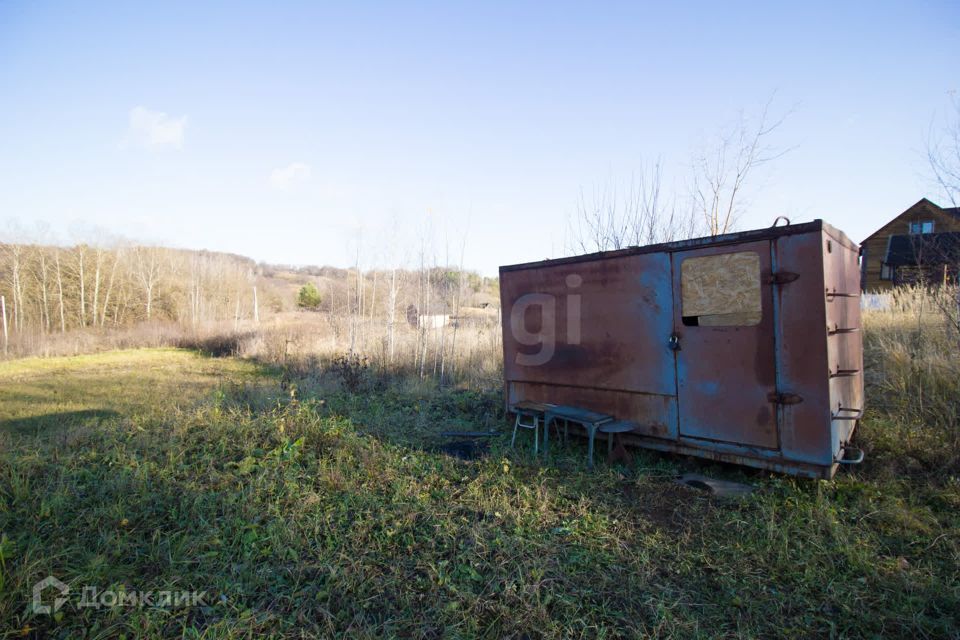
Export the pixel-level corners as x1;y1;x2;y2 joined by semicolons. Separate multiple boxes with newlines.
542;405;613;468
509;401;553;455
598;420;639;457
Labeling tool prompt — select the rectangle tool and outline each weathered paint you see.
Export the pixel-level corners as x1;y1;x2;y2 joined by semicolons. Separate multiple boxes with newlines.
499;219;864;478
823;226;865;459
771;231;832;465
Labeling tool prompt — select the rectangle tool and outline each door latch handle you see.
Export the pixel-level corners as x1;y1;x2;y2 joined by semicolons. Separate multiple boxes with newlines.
668;333;681;351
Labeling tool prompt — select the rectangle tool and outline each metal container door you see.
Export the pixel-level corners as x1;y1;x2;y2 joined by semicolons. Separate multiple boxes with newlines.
671;241;779;448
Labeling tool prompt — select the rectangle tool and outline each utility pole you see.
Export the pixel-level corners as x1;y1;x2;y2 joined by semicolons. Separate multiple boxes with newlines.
253;285;260;323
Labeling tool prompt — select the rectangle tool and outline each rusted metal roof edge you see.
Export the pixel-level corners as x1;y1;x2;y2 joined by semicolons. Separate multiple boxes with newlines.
820;221;859;252
500;219;837;273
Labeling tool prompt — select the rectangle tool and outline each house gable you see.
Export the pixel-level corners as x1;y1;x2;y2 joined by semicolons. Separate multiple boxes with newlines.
861;198;960;291
861;198;960;245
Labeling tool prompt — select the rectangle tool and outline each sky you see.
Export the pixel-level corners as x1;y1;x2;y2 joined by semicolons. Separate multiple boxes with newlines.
1;1;958;276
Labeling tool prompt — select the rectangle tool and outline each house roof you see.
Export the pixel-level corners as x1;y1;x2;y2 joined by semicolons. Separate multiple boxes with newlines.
862;198;959;244
884;231;960;268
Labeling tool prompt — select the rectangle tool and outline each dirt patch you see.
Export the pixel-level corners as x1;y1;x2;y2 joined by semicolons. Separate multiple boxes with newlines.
620;481;705;533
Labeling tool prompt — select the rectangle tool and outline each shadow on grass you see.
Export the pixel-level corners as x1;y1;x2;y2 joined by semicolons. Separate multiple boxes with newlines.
237;354;771;486
0;408;121;435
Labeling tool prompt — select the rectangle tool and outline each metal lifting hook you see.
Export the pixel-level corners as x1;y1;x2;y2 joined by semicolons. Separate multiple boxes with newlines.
771;215;791;227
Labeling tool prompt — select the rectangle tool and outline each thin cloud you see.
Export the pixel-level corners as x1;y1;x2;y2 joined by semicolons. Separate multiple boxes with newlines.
123;106;187;151
269;162;311;190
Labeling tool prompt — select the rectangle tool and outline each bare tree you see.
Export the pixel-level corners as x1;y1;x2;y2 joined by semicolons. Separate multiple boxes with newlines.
0;234;280;357
74;244;88;327
569;160;695;253
387;266;400;363
91;245;106;327
383;217;405;365
133;246;162;320
925;94;960;347
100;248;123;327
446;229;468;384
54;249;66;332
1;242;26;333
928;94;960;207
569;99;790;252
349;232;364;354
417;225;434;379
1;294;7;355
691;97;791;236
32;246;52;333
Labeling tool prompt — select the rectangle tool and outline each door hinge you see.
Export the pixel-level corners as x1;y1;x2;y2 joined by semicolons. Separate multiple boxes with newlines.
768;392;803;405
764;271;799;285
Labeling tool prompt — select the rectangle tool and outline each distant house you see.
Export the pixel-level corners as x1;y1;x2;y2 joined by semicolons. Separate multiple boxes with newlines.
405;304;453;329
860;198;960;291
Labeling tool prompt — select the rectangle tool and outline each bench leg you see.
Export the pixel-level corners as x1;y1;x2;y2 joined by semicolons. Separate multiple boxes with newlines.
512;414;541;455
533;417;539;455
587;425;596;469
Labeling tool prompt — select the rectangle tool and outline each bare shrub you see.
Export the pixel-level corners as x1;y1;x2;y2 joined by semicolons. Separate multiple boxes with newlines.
329;353;372;393
176;331;252;358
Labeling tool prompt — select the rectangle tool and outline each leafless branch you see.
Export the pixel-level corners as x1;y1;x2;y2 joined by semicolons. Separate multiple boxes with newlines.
568;160;699;253
927;93;960;207
691;95;794;236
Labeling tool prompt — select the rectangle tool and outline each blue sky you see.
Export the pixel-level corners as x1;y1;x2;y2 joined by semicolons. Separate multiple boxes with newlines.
1;1;958;275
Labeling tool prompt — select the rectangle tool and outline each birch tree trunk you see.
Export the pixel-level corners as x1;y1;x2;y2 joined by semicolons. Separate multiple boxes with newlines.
91;247;104;328
7;244;25;333
387;267;398;364
1;295;8;356
55;250;66;333
100;249;122;327
77;246;87;328
35;248;52;333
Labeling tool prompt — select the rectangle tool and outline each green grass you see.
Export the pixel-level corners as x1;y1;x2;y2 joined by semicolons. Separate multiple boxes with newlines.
1;349;958;638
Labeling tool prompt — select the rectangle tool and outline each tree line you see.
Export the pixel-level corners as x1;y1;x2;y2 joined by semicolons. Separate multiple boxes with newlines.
0;241;261;348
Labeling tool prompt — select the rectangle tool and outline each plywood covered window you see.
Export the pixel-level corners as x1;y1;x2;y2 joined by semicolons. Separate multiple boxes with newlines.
681;251;761;326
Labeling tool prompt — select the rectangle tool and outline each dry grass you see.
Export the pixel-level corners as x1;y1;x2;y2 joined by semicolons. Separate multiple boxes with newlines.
860;285;960;475
235;312;504;389
1;311;504;390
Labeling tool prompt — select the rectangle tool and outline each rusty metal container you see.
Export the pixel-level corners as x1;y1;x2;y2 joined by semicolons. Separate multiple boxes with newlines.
499;220;864;478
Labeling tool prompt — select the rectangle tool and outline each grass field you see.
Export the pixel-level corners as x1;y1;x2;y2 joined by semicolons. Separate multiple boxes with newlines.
1;347;958;638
